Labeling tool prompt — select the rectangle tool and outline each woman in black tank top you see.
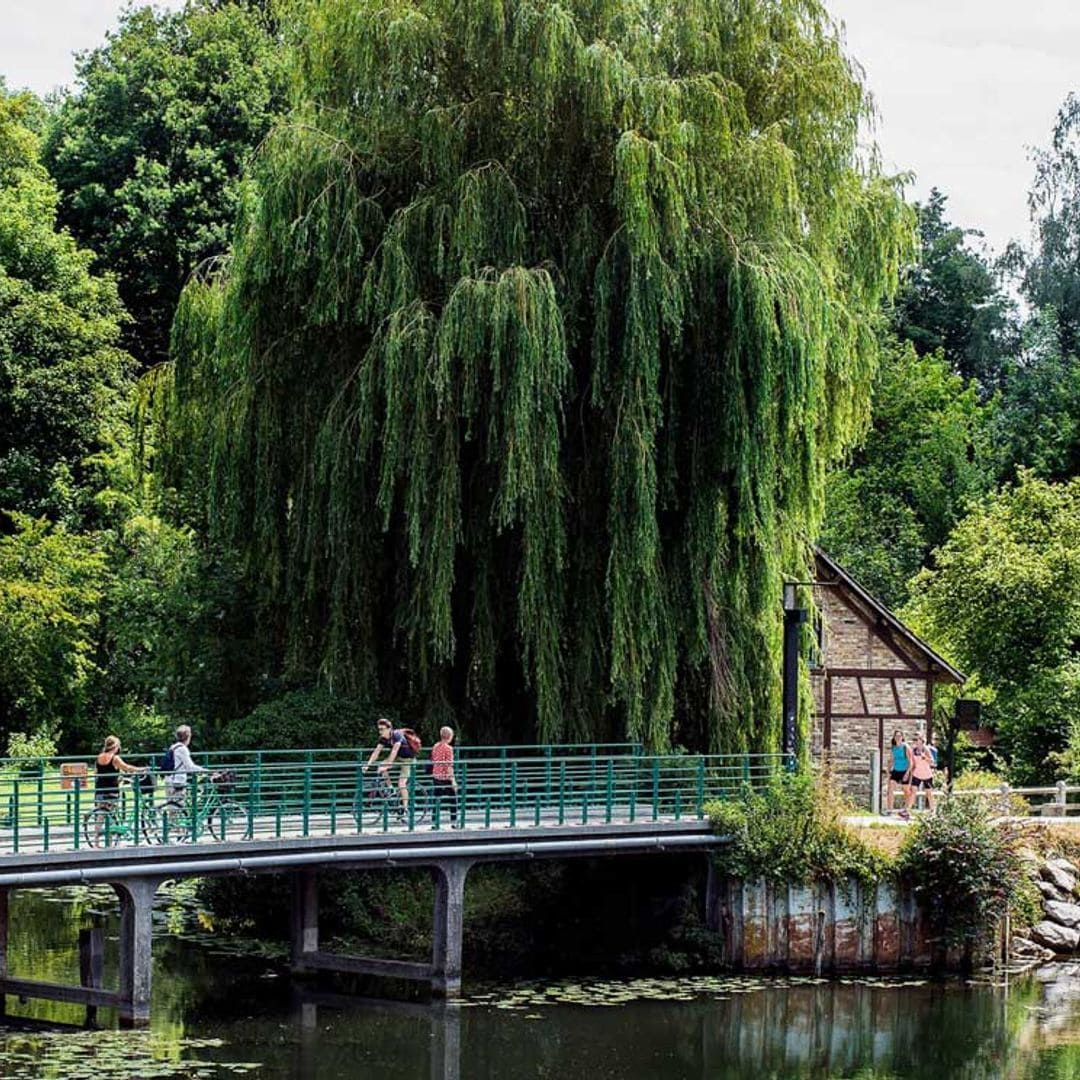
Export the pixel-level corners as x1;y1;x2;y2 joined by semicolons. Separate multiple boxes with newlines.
95;736;147;805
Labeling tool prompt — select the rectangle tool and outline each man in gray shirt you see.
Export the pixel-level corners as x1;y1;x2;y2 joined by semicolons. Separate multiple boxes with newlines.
165;724;209;801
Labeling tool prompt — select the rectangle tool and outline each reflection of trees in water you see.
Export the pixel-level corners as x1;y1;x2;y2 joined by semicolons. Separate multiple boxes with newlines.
701;982;1031;1079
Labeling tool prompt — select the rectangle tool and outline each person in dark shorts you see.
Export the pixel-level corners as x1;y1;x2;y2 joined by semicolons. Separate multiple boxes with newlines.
885;730;911;816
905;733;937;814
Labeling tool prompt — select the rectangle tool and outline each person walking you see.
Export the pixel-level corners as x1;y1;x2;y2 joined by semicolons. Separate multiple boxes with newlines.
94;735;148;809
886;730;911;816
429;726;460;828
163;724;210;804
906;733;937;814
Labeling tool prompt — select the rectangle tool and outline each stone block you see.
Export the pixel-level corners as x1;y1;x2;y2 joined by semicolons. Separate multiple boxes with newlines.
1044;900;1080;929
1042;863;1077;896
1031;920;1080;952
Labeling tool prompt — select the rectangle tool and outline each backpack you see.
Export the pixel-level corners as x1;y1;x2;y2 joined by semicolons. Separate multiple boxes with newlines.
399;728;422;756
158;744;178;773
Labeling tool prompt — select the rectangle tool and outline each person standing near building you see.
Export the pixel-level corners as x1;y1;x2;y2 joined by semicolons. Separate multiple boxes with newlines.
886;730;911;816
430;726;461;827
906;733;937;814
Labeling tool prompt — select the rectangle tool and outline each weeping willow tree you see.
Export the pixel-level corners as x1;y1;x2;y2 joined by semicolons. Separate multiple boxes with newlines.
163;0;913;749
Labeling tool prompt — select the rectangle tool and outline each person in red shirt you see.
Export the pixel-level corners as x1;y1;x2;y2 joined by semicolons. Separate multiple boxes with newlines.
430;726;461;828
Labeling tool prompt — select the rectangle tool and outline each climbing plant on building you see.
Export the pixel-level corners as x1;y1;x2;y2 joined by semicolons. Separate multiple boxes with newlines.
161;0;914;749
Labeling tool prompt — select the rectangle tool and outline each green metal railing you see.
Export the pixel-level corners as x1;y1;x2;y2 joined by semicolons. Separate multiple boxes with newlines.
0;748;791;855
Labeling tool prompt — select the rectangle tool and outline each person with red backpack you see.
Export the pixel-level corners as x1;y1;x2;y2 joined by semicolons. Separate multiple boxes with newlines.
364;718;421;815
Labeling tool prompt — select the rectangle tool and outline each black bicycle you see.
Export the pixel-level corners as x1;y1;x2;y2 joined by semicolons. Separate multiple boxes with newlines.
355;770;430;828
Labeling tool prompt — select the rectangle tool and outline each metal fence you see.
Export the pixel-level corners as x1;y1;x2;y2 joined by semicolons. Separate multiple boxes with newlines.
0;748;792;855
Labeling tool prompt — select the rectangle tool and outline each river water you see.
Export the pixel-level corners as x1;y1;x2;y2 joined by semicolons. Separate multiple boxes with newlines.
3;885;1080;1079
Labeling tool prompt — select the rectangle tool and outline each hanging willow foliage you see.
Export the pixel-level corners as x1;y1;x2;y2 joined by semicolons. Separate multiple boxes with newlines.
163;0;913;749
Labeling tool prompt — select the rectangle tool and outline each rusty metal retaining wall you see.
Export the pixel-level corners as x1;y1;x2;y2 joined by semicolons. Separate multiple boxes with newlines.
705;875;940;973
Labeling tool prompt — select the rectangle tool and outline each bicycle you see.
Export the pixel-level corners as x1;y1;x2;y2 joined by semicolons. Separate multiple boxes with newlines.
141;770;254;843
82;773;159;848
354;770;430;828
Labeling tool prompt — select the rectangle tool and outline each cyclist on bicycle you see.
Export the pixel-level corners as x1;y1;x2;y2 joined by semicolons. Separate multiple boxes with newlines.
364;718;417;815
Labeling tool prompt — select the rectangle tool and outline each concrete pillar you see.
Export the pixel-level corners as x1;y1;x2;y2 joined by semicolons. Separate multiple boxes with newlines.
291;869;319;970
114;878;160;1026
431;861;471;998
430;1003;462;1080
0;887;8;1018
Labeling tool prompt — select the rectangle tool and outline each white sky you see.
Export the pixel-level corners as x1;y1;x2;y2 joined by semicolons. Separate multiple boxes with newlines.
4;0;1079;256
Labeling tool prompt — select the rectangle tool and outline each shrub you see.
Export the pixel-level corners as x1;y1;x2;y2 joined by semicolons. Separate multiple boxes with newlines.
705;770;892;886
898;797;1024;949
216;687;395;750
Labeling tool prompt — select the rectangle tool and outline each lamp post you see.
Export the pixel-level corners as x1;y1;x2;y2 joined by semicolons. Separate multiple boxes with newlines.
782;583;808;759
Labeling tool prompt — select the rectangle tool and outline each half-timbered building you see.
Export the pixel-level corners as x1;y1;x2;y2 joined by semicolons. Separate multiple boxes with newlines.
809;548;964;807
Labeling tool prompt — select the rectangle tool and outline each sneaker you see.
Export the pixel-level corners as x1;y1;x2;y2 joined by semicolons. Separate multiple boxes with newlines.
898;809;910;820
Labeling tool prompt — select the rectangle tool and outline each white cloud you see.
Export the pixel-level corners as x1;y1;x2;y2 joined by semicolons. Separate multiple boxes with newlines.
829;0;1078;253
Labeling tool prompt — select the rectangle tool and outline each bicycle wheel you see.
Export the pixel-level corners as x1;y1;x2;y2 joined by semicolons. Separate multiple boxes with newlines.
140;802;165;844
205;800;254;841
82;805;120;848
359;791;401;829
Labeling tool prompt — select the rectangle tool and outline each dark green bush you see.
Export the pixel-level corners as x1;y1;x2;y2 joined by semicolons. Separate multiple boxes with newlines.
216;687;395;750
706;770;891;886
898;796;1024;948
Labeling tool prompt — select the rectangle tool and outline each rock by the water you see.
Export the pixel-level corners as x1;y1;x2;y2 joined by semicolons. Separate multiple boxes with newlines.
1037;879;1070;902
1049;858;1080;877
1043;862;1077;896
1012;936;1057;961
1031;920;1080;952
1045;900;1080;928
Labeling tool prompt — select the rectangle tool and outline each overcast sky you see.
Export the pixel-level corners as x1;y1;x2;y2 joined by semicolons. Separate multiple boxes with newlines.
4;0;1079;257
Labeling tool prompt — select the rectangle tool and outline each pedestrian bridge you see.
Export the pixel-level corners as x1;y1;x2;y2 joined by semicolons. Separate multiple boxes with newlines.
0;744;786;1024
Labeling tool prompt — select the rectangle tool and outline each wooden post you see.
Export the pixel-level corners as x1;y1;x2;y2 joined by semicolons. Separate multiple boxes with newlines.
79;927;104;1025
870;749;882;816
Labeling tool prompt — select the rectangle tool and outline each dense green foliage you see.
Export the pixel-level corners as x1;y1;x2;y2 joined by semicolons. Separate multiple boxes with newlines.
706;771;889;886
0;92;131;524
164;0;911;751
893;188;1018;392
905;473;1080;783
44;1;286;367
0;515;106;743
216;687;381;750
898;797;1024;950
1020;93;1080;359
821;342;996;607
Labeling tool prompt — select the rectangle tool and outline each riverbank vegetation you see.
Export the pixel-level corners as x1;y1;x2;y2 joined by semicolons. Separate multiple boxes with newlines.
709;773;1030;952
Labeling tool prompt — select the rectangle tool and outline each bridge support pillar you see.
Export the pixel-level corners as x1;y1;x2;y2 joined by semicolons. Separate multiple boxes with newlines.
114;877;161;1026
431;860;471;999
0;886;7;1017
291;868;319;969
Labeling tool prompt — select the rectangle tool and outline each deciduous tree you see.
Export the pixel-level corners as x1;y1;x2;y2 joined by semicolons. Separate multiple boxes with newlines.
164;0;912;749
